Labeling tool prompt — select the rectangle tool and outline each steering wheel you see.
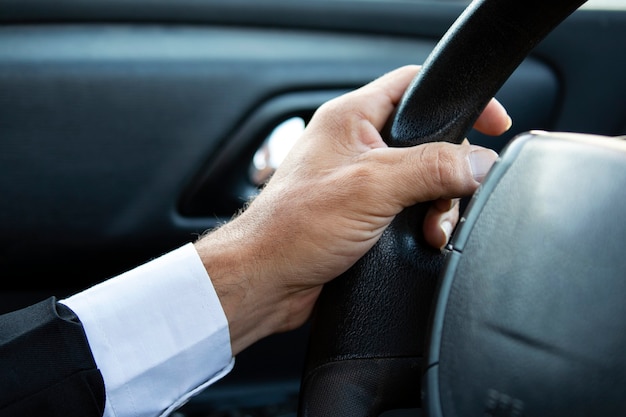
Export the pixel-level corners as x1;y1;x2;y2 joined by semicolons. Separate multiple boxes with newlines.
297;0;589;416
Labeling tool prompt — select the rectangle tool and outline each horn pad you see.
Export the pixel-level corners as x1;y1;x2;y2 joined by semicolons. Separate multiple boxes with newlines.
425;132;626;417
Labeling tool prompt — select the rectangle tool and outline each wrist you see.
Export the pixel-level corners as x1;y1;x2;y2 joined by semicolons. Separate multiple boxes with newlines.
193;217;306;355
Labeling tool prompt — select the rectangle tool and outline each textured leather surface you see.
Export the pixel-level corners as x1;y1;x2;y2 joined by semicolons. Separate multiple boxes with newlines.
387;0;587;148
299;0;588;416
305;204;442;367
299;357;423;417
429;133;626;416
299;205;443;415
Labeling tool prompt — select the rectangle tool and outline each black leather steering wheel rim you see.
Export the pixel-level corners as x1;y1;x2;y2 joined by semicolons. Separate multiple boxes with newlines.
297;1;588;416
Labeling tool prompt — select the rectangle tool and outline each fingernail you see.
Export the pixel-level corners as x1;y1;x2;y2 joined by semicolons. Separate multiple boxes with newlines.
491;98;513;132
505;115;513;131
469;147;498;182
440;220;453;249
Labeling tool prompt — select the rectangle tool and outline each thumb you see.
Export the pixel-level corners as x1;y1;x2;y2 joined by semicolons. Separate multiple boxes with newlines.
378;142;498;208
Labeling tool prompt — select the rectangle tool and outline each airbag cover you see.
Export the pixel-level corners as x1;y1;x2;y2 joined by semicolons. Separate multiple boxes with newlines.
425;132;626;417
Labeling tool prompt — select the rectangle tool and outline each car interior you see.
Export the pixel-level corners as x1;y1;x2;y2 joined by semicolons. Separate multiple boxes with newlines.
1;0;625;416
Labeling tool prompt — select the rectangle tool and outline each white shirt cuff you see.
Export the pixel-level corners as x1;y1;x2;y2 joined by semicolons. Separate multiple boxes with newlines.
61;243;234;417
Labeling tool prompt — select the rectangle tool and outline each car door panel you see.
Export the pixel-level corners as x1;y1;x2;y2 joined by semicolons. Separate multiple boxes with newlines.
0;24;558;290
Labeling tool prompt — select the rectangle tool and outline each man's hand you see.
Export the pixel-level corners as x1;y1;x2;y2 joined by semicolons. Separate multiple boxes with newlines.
194;65;512;355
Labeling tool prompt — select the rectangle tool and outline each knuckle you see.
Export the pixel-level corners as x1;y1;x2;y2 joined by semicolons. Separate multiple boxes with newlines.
315;98;356;132
418;144;465;195
434;147;460;187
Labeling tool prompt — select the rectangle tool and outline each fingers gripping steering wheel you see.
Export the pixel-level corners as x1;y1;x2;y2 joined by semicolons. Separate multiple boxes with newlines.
297;0;588;416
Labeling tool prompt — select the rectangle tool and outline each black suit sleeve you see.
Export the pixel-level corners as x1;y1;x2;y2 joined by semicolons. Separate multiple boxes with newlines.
0;297;105;417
